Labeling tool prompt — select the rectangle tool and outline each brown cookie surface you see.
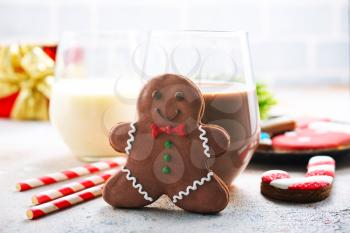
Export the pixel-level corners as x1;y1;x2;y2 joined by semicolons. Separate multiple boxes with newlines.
261;182;332;203
103;74;230;214
261;117;296;136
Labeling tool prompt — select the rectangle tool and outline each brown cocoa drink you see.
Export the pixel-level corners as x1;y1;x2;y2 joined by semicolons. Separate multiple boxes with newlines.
200;83;260;185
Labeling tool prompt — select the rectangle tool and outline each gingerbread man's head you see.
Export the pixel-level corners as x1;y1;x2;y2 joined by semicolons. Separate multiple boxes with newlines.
137;74;204;126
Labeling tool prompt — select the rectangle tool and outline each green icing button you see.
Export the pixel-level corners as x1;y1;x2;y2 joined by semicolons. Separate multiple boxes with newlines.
164;140;173;149
162;166;171;174
163;154;171;162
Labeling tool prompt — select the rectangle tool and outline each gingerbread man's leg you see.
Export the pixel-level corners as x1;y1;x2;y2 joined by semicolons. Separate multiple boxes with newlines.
102;170;159;208
171;174;229;214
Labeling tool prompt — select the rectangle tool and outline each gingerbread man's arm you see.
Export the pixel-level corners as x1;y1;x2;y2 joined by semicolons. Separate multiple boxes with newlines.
201;125;230;157
109;122;134;153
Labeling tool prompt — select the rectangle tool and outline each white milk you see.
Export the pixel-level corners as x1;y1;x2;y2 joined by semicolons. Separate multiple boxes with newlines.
50;78;139;161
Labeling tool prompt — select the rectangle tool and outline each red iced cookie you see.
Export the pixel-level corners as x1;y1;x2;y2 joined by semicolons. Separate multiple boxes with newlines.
272;121;350;151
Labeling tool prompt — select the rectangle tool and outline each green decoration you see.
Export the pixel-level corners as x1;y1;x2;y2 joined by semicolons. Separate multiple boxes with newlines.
163;154;171;162
256;82;277;120
162;166;171;174
164;140;173;149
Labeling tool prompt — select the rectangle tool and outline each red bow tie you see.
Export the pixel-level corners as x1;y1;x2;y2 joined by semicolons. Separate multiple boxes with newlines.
151;123;187;138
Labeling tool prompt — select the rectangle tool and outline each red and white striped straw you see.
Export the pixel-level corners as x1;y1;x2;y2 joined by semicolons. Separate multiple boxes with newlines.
26;184;104;220
32;168;119;205
17;157;126;191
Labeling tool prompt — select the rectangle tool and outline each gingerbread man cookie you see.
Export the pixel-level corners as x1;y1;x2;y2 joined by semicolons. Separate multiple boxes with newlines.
261;155;335;202
103;74;230;214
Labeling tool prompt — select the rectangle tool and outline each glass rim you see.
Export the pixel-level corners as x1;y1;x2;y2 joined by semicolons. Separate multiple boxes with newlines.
56;29;254;87
60;30;249;39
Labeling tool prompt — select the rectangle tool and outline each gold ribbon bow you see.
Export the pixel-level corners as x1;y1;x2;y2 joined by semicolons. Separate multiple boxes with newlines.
0;44;54;120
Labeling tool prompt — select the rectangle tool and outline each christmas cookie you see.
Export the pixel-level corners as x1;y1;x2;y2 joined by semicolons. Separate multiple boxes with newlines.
272;121;350;152
103;74;230;214
261;155;335;202
258;132;272;150
261;116;296;136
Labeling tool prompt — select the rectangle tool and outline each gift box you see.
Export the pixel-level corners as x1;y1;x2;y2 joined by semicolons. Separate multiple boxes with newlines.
0;44;57;120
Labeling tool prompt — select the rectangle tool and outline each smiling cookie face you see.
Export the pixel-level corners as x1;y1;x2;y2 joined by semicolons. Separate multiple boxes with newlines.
137;74;204;126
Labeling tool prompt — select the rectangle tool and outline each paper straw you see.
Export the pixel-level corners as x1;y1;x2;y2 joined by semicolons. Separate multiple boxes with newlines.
26;184;103;220
17;157;125;191
32;168;119;205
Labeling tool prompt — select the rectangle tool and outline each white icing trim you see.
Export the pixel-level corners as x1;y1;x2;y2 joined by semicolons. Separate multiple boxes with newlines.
198;125;211;158
261;170;289;177
124;122;136;155
172;171;214;203
285;131;297;137
307;164;335;173
121;167;153;202
308;156;334;166
260;138;272;145
308;121;350;134
270;175;333;190
297;136;311;142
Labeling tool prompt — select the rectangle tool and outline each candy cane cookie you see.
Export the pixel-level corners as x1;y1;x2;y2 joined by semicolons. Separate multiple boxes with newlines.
261;156;335;202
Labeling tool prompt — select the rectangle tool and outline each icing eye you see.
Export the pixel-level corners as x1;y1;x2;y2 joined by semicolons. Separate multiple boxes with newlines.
175;91;184;101
152;90;162;100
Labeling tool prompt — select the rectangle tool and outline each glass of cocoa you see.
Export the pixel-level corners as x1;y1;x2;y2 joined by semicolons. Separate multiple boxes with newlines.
135;30;260;185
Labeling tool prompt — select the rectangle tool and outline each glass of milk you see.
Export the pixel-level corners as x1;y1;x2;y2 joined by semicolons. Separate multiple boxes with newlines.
51;31;147;161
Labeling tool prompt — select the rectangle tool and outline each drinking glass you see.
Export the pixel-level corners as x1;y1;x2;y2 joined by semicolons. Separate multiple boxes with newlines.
51;31;147;161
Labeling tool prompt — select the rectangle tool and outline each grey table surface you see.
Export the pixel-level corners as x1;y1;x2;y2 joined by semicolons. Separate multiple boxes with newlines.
1;86;350;233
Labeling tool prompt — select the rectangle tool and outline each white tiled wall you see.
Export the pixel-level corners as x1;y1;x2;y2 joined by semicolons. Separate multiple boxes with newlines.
0;0;348;86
